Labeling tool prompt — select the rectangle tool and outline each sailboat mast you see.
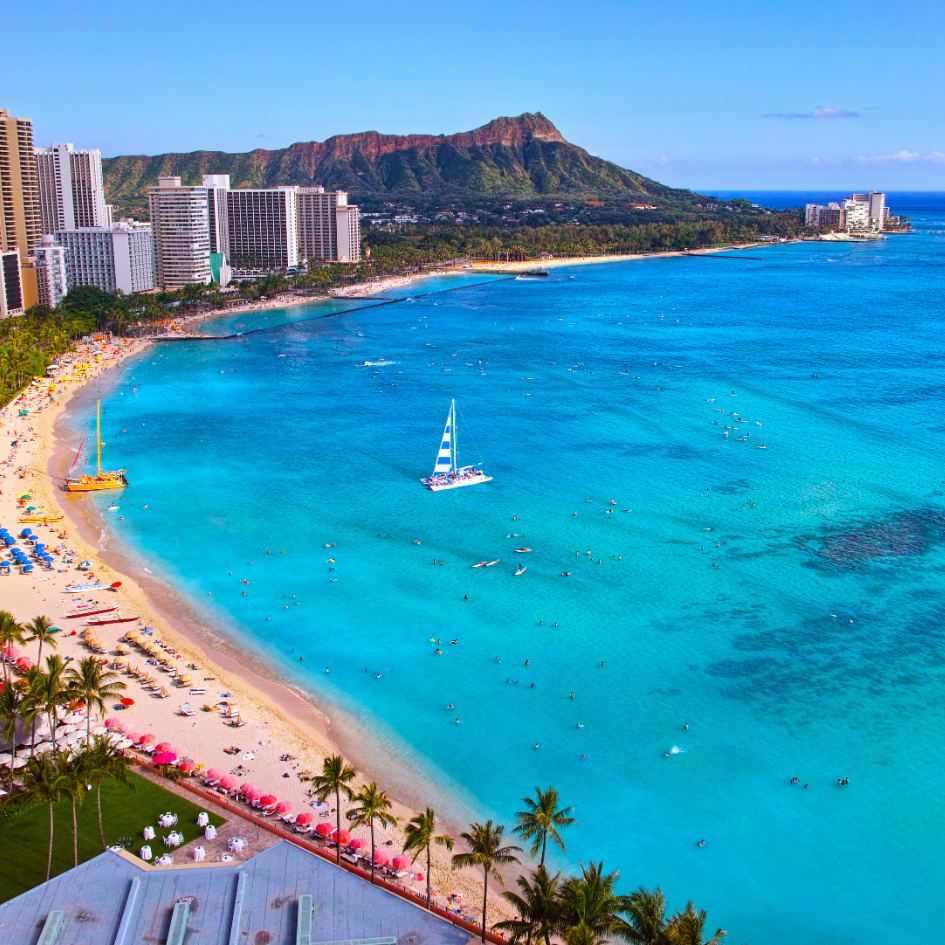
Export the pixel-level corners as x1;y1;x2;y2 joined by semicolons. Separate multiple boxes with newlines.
451;399;457;472
96;401;102;477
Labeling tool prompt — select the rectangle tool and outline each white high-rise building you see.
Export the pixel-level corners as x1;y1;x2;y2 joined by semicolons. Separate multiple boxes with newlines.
35;143;109;233
31;235;69;307
297;187;361;263
55;224;154;294
203;174;231;257
226;186;298;271
147;176;211;287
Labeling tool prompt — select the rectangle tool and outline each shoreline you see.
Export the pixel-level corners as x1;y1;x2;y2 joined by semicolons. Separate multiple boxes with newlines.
3;341;508;919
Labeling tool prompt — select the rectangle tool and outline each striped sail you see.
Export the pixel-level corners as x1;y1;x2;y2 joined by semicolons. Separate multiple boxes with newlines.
433;400;455;475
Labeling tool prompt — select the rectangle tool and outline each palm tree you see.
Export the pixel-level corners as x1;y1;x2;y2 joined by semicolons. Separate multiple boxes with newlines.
558;862;630;945
663;903;725;945
25;616;57;665
0;611;25;684
19;753;66;881
495;866;562;945
0;682;24;790
309;754;357;864
403;807;454;909
66;656;126;744
451;821;521;942
349;782;398;884
514;786;577;867
57;747;85;867
83;737;134;849
36;655;69;755
17;665;47;757
620;887;669;944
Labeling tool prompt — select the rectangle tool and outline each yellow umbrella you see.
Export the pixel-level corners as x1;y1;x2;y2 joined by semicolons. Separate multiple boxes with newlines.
116;643;130;654
178;674;192;686
113;656;128;667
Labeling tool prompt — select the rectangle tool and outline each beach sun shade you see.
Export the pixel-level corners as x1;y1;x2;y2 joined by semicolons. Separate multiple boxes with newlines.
373;850;390;866
275;801;292;814
104;718;120;728
219;775;238;790
121;698;135;706
240;782;259;794
259;794;277;807
206;768;224;780
179;761;196;773
126;733;142;743
153;751;177;765
139;734;156;745
392;855;411;870
246;788;263;802
331;828;350;844
2;646;19;659
295;812;315;826
154;742;173;752
349;837;366;850
314;822;332;837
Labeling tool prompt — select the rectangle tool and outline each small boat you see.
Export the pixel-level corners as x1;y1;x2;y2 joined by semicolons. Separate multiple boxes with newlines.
65;582;119;593
515;548;532;553
106;505;119;511
562;572;571;576
471;562;487;569
421;400;493;491
66;607;117;619
64;401;128;493
85;615;139;626
485;559;500;567
514;565;526;575
19;515;63;524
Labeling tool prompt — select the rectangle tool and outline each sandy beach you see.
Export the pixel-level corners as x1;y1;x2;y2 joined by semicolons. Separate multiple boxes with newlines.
0;339;509;922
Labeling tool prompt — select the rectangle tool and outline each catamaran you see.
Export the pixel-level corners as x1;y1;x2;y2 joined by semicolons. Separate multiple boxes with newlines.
65;401;128;493
421;400;493;492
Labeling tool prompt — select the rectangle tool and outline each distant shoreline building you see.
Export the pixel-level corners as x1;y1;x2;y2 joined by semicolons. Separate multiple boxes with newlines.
226;186;299;271
32;235;69;307
805;191;889;232
147;176;211;287
54;223;154;294
0;249;25;317
297;186;361;264
35;142;110;233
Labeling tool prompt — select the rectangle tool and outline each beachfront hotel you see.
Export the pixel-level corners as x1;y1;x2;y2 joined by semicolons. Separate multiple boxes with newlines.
147;176;212;288
54;223;154;294
0;108;41;310
297;186;362;263
0;248;25;317
226;186;300;271
35;142;111;233
806;191;889;232
31;235;69;308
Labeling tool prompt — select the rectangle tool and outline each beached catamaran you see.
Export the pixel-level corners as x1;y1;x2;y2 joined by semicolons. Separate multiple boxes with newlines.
65;400;128;493
421;399;492;491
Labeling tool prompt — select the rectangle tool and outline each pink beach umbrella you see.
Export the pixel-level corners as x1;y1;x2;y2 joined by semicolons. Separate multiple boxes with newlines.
373;850;390;867
16;657;34;669
240;782;259;794
259;794;277;807
179;761;196;773
275;801;292;814
349;837;366;850
219;775;238;790
205;768;224;780
314;822;332;837
104;718;120;728
118;721;133;733
139;734;156;746
153;751;177;765
126;733;142;744
295;812;315;826
2;645;19;659
246;788;263;802
154;742;173;753
331;828;351;845
392;855;411;870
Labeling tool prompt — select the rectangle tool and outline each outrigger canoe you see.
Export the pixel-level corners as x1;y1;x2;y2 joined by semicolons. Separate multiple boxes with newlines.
66;607;117;619
65;581;121;593
85;615;139;626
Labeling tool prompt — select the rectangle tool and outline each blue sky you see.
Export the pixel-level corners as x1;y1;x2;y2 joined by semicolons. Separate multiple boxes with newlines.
6;0;944;189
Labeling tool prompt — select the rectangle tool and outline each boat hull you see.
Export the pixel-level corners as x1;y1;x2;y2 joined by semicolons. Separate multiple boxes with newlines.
423;475;493;492
65;473;127;493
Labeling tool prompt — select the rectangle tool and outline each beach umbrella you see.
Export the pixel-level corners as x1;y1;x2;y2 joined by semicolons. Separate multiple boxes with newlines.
392;855;411;870
330;828;350;845
92;726;110;736
16;657;34;669
153;751;177;765
275;801;292;814
295;812;315;826
121;698;135;707
112;657;128;667
125;732;141;743
206;768;224;780
219;775;238;790
115;643;129;654
2;646;19;659
179;761;197;773
240;782;259;794
246;788;263;802
259;794;277;807
314;822;331;837
104;718;120;728
373;850;390;867
154;742;173;752
139;734;156;746
349;837;366;850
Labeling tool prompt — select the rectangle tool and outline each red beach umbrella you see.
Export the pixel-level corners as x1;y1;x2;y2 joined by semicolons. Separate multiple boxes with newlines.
240;782;259;794
392;855;411;870
373;850;390;866
295;812;315;826
219;775;238;790
314;822;332;837
331;828;350;845
121;698;135;706
154;741;173;752
259;794;277;807
179;761;197;773
153;751;177;765
206;768;224;780
246;788;263;802
349;837;366;850
104;718;120;728
275;801;292;814
16;657;34;669
139;734;156;745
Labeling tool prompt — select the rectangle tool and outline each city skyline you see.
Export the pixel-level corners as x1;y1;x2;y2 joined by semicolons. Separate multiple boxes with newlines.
2;0;943;190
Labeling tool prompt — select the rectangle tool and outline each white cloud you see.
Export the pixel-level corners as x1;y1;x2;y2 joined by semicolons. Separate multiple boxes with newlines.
763;105;860;120
658;156;671;166
852;150;945;164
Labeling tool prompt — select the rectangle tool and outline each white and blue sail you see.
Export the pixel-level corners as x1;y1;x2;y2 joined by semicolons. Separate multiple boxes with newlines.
421;399;493;492
433;400;456;475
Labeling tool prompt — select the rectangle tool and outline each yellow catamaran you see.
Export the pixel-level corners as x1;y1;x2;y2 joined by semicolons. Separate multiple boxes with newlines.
65;401;128;493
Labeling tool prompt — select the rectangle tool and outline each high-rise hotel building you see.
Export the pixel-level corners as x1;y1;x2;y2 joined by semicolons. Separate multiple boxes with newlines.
226;186;299;270
35;142;110;232
0;108;41;311
147;176;211;287
297;187;360;263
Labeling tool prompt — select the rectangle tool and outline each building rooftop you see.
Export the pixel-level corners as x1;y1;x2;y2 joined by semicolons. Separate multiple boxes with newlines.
0;840;471;945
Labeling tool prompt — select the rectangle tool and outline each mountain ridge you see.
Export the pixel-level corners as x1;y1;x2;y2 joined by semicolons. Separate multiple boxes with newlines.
102;113;693;205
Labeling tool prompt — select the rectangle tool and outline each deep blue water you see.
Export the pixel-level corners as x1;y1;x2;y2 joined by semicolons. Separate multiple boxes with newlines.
63;212;945;944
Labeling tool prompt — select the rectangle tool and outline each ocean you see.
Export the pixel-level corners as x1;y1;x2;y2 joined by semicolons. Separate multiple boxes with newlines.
62;208;945;944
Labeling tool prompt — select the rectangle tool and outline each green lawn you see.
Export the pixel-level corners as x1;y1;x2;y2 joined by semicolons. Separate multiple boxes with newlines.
0;771;226;903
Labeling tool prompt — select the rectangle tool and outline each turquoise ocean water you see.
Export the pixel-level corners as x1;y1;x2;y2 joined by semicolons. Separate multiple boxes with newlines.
64;209;945;943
